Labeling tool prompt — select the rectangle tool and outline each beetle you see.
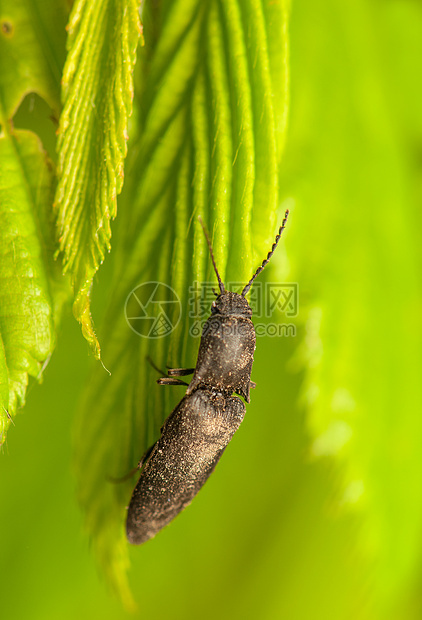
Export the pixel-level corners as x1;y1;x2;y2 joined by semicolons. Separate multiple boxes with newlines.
126;210;289;545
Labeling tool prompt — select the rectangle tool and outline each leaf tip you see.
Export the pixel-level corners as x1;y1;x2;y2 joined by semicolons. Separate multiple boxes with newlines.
73;282;101;361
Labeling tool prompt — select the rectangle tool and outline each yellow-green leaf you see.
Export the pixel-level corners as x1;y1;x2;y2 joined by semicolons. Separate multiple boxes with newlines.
55;0;142;359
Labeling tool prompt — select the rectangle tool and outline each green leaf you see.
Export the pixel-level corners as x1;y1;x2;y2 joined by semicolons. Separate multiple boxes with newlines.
0;1;68;442
0;0;67;121
54;0;142;359
73;0;290;603
280;0;422;615
0;129;58;442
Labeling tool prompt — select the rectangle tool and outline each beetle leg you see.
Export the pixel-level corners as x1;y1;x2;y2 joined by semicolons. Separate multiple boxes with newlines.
108;441;157;483
146;355;167;376
157;377;189;386
138;442;156;468
166;367;195;377
147;356;193;385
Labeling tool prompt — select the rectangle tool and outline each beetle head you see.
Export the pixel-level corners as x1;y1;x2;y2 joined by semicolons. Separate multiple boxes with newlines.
211;291;252;317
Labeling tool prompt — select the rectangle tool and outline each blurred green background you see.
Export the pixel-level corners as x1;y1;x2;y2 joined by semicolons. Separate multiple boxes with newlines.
2;0;422;618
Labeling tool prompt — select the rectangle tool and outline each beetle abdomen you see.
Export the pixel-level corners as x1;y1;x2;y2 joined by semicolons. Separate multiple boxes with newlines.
126;390;245;545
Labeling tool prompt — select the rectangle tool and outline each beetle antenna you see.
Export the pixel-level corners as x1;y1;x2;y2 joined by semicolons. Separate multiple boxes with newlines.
198;217;225;295
241;209;289;297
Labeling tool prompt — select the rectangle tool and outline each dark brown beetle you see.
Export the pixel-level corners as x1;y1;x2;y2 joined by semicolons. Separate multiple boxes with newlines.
126;211;289;545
